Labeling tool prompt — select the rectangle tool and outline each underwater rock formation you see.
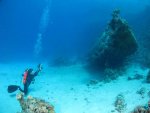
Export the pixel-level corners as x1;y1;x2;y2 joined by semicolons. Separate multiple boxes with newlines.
114;93;126;113
146;70;150;83
103;68;122;83
131;101;150;113
16;93;55;113
87;9;138;70
136;87;146;98
128;74;144;81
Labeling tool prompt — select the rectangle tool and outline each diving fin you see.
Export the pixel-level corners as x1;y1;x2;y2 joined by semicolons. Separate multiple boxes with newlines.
7;85;20;93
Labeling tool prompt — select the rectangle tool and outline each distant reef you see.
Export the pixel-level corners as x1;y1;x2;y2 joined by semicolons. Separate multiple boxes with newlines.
86;9;138;71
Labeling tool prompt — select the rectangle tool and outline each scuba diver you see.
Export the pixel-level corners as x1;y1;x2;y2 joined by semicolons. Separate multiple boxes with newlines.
8;64;43;95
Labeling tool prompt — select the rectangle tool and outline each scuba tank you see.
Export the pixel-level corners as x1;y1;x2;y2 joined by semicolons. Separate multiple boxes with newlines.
23;69;28;84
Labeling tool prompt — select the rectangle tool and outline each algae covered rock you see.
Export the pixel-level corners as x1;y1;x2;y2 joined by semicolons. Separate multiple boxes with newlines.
103;68;121;82
114;93;127;113
87;9;138;70
131;100;150;113
16;93;55;113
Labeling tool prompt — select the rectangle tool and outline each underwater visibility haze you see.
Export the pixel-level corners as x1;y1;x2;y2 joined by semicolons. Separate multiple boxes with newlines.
0;0;150;113
0;0;149;61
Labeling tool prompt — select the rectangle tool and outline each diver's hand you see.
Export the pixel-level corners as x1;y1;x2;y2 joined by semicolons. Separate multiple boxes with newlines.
38;64;43;71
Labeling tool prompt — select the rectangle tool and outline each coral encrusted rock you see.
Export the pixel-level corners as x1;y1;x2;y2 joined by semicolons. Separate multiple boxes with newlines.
114;93;127;113
87;9;138;70
16;93;55;113
146;70;150;83
131;100;150;113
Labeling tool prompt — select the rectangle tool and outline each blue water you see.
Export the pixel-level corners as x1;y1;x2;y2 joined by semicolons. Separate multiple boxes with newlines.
0;1;150;113
0;0;149;62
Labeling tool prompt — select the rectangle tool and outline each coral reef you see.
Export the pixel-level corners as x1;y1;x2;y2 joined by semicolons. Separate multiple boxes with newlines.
103;68;122;83
114;93;127;113
128;74;144;81
131;106;148;113
131;101;150;113
88;79;99;85
146;70;150;83
136;87;146;98
16;93;55;113
87;9;138;71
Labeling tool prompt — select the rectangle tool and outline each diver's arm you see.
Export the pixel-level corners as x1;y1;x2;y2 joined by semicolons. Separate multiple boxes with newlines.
32;64;42;77
33;70;40;77
35;64;42;76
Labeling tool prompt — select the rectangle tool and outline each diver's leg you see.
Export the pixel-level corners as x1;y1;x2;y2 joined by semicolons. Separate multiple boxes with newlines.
24;83;29;95
18;87;24;92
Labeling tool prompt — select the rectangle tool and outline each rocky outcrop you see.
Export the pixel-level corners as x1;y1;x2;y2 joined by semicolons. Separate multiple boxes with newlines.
114;93;127;113
16;93;55;113
87;9;138;71
131;101;150;113
146;70;150;83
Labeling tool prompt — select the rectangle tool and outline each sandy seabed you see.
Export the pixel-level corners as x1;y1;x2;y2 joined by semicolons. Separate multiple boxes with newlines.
0;62;149;113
